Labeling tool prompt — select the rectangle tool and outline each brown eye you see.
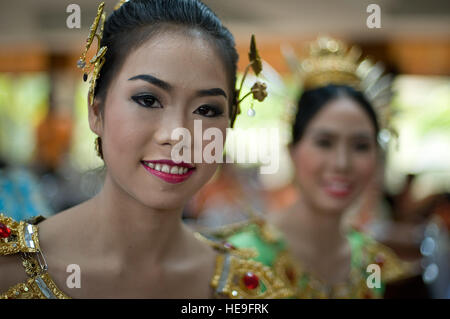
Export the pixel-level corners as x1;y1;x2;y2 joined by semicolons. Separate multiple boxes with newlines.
354;143;371;152
194;105;223;118
131;94;161;108
316;139;332;148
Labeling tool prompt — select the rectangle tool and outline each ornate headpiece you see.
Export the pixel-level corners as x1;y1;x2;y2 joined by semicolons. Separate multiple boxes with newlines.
283;36;396;143
77;2;107;106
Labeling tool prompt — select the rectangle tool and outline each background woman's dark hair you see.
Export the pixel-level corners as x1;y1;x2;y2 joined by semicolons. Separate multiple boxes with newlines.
291;84;380;145
93;0;239;123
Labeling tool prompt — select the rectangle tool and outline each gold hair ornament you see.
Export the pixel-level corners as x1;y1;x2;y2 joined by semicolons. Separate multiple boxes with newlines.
77;1;126;159
233;35;268;120
77;2;107;106
114;0;129;11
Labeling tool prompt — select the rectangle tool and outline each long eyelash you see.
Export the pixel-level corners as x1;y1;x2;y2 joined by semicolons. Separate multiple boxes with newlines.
131;94;160;108
208;105;224;116
197;105;224;117
355;143;371;151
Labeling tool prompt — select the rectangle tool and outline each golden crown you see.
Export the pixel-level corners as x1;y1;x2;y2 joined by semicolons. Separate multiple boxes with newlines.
299;37;393;109
283;36;396;144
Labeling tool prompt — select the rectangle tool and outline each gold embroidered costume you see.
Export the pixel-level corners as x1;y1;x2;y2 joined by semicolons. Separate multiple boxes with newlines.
0;214;290;299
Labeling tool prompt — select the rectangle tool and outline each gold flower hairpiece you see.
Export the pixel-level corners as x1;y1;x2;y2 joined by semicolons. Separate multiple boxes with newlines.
234;35;268;119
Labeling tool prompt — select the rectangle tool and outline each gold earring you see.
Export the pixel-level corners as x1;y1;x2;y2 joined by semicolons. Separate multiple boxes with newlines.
95;136;103;159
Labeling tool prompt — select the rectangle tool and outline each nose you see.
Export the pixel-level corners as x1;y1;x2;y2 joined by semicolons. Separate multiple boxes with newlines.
333;143;351;173
153;110;187;147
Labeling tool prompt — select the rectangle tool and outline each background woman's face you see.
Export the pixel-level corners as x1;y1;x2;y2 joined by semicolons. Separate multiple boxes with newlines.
92;30;230;211
291;97;377;214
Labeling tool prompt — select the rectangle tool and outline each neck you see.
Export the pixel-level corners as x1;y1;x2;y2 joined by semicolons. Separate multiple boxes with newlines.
87;174;187;263
288;196;348;253
274;194;352;284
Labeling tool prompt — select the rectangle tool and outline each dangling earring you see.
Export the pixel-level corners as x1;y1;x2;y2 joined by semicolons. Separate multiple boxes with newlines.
95;136;103;159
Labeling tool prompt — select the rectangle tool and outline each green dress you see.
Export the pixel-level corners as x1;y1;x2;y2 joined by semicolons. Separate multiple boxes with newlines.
210;218;410;299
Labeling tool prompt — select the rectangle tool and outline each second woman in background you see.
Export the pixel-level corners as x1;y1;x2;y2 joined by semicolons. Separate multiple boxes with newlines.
220;37;410;298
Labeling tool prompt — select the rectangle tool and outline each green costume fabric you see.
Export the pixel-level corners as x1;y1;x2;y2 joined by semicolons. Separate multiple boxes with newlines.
224;221;406;298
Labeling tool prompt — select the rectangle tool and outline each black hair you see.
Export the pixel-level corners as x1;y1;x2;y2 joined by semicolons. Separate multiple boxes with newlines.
291;84;380;145
93;0;239;124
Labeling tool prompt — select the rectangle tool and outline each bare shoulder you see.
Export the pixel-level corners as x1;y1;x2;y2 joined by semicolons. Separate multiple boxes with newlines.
38;201;93;256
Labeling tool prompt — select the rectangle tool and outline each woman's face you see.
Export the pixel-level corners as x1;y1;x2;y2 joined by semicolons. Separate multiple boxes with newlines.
89;30;230;211
291;97;377;215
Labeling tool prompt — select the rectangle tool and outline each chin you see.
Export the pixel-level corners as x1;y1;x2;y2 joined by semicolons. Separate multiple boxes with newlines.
140;195;186;212
315;194;355;215
132;187;191;212
319;203;349;215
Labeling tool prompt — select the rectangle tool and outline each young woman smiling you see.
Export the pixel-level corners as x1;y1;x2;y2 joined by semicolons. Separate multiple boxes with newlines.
0;0;287;299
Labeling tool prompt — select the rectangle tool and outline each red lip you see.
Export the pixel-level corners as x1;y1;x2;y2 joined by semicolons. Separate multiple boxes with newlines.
323;187;352;198
322;184;353;199
141;161;195;184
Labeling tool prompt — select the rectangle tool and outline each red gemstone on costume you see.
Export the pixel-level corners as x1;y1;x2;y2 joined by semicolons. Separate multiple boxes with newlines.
285;267;295;283
375;254;385;267
0;223;11;238
243;272;259;290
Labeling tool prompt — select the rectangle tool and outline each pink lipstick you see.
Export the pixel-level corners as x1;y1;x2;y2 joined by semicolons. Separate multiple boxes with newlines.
141;159;195;184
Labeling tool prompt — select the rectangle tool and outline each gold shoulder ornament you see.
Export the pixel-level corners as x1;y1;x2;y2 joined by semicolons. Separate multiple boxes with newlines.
194;232;292;298
0;213;40;255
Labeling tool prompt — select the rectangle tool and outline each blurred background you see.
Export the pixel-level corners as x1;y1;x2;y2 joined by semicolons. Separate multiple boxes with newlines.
0;0;449;298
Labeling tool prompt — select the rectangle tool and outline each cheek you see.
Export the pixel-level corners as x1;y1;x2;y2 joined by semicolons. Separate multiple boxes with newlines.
195;123;227;178
196;162;219;184
199;121;227;158
293;143;323;186
102;103;148;162
353;152;377;182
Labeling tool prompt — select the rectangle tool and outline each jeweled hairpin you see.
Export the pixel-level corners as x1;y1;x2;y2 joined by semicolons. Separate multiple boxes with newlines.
235;35;268;118
77;2;107;106
113;0;129;11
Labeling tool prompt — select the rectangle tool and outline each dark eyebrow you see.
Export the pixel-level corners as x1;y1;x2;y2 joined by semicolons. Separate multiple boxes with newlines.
128;74;172;91
310;129;335;137
351;132;372;140
311;129;373;140
128;74;227;99
197;88;227;99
